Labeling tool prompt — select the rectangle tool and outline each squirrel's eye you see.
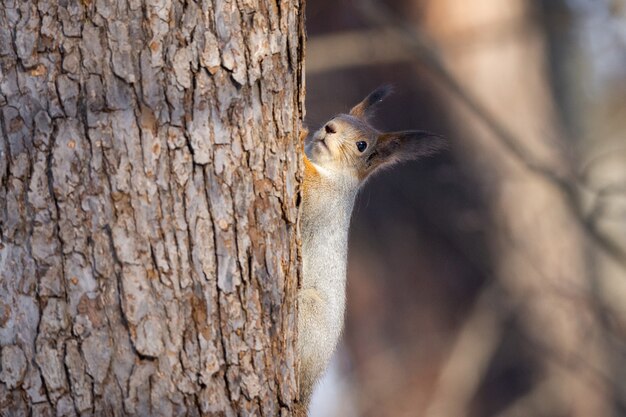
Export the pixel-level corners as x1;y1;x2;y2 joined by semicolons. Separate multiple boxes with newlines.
356;141;367;152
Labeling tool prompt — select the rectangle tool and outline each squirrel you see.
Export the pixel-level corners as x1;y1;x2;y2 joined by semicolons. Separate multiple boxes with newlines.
296;86;446;415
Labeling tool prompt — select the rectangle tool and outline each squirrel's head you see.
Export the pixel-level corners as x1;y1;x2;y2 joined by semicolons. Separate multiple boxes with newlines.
305;86;447;185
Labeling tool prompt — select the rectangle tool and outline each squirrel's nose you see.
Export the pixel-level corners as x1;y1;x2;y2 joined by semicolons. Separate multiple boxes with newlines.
324;123;336;134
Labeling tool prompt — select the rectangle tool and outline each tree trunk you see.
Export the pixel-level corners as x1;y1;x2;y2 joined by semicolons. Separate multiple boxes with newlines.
0;0;304;415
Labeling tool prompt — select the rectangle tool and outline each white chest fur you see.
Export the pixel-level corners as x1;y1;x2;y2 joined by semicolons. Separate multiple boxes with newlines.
301;189;354;316
298;169;358;399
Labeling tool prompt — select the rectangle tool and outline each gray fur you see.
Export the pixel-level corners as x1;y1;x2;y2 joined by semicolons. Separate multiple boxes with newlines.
296;88;445;415
298;171;358;403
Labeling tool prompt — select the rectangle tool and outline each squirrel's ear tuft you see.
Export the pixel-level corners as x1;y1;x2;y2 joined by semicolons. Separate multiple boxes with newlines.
349;85;393;120
364;130;447;177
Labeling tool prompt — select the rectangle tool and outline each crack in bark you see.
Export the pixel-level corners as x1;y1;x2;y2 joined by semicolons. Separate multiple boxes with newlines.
202;166;238;414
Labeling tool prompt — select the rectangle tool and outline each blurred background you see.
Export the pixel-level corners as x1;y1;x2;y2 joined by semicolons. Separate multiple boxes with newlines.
304;1;626;416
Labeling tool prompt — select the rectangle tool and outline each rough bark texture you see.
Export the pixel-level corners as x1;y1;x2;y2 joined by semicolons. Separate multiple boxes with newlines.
0;0;304;415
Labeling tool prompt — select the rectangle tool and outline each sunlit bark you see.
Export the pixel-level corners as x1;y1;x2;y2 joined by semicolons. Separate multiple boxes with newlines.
0;0;305;415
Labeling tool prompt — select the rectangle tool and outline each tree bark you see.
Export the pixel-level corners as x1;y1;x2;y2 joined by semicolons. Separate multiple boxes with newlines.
0;0;304;415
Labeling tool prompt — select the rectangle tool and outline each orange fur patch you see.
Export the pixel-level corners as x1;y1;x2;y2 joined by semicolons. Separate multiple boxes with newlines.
302;156;320;197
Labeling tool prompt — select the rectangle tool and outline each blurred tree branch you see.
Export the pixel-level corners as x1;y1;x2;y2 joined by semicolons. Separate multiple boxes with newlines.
390;179;625;416
306;29;411;74
423;282;506;417
347;0;626;270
